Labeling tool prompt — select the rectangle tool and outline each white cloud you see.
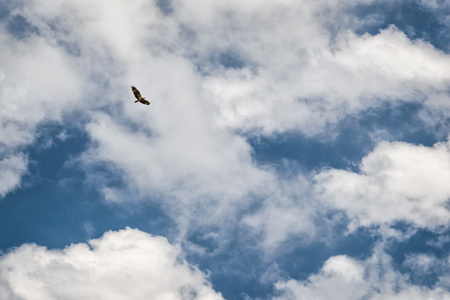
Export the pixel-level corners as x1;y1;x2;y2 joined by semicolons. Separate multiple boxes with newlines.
315;139;450;231
0;154;28;198
199;11;450;135
275;248;450;300
82;106;274;238
242;175;320;250
0;28;83;127
0;227;223;300
19;0;173;64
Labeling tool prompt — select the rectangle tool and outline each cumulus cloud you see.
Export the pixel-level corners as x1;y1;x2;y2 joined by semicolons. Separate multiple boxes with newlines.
0;227;223;300
275;248;450;300
315;139;450;231
200;10;450;135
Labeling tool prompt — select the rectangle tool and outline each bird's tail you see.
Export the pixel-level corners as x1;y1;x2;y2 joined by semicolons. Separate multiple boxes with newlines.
134;100;138;103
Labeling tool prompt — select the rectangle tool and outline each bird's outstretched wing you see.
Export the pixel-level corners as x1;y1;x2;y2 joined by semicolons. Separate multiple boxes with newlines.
131;86;143;101
140;99;150;105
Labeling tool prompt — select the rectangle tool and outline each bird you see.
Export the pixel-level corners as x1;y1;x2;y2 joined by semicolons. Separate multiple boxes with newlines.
131;86;150;105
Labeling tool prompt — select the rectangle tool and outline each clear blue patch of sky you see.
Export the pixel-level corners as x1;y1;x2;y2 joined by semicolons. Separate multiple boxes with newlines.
352;0;450;52
0;122;172;252
0;1;10;20
248;101;438;172
192;48;249;76
0;1;39;40
217;50;246;69
5;14;39;39
155;0;174;16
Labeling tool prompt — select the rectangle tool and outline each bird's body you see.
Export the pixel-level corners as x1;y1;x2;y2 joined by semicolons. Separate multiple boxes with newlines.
131;86;150;105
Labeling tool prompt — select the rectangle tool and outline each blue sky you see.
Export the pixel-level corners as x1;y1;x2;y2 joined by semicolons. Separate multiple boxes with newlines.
0;0;450;299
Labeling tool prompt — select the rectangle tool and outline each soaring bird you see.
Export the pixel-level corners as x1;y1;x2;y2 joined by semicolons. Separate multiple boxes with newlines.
131;86;150;105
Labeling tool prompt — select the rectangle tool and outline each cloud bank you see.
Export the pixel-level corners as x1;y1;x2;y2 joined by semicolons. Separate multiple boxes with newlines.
0;228;223;300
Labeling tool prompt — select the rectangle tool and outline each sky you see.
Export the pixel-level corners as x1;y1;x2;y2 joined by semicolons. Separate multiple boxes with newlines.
0;0;450;299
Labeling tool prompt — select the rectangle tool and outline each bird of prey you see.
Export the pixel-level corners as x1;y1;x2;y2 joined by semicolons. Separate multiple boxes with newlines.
131;86;150;105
